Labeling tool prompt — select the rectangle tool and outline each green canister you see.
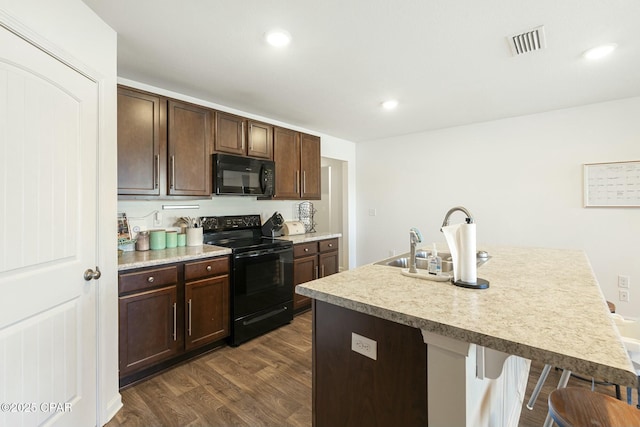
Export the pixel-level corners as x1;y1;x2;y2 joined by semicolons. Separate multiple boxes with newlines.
149;229;166;250
177;233;186;247
166;230;178;248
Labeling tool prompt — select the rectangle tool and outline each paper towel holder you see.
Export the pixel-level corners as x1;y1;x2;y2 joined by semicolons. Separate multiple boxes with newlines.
454;278;490;289
441;206;474;230
440;206;490;290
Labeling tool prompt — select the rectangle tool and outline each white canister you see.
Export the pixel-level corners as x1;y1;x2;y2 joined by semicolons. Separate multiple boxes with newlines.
186;227;203;246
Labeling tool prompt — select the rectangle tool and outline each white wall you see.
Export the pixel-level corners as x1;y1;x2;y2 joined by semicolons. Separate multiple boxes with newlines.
117;79;358;268
316;158;346;269
356;97;640;318
0;0;120;424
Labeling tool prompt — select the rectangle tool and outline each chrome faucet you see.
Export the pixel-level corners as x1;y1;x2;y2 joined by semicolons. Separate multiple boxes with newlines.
409;227;423;273
440;206;474;230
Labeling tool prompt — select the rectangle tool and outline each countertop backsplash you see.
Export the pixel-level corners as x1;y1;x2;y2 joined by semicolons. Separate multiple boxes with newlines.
119;198;309;236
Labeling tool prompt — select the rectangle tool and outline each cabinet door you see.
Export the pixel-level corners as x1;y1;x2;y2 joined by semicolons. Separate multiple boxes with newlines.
119;285;179;377
117;87;166;195
293;255;317;310
247;120;273;159
215;111;245;155
300;133;321;199
185;276;230;350
319;250;339;278
168;100;213;196
273;126;301;199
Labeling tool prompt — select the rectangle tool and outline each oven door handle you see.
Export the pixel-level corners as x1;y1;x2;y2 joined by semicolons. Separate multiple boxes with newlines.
242;306;288;326
234;246;292;259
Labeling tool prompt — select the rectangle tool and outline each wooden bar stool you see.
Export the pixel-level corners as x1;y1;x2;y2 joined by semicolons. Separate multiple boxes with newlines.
548;387;640;427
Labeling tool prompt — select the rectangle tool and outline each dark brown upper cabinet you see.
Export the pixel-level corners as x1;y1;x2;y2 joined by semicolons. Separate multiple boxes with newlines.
214;111;273;159
167;100;213;196
273;127;321;200
117;86;166;196
300;133;321;199
117;86;213;198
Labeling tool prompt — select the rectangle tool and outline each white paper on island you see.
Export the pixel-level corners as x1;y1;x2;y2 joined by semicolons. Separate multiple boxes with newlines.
442;223;477;283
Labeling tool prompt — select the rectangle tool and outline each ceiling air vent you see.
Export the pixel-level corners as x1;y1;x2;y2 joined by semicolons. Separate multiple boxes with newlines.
508;25;546;56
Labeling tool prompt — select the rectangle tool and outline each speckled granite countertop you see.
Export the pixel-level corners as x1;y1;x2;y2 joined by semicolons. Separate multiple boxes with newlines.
296;245;637;387
278;232;341;244
118;245;231;271
117;233;339;270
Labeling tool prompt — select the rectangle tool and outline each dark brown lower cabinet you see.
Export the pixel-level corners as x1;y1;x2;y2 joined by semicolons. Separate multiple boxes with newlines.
293;238;339;312
118;256;230;385
313;300;428;427
118;285;180;377
294;253;317;311
185;276;229;350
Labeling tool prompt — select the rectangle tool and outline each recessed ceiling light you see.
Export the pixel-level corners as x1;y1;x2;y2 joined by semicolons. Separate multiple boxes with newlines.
381;100;398;110
265;30;291;47
583;44;617;60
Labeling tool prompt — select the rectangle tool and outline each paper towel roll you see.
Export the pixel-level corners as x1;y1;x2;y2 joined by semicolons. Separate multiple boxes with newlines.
442;223;477;284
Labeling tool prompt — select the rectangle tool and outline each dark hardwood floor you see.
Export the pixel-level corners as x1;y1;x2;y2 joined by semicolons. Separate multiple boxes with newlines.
107;311;312;427
107;310;637;427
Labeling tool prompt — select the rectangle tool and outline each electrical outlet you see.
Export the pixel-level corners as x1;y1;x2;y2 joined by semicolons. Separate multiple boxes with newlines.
618;275;630;289
619;289;630;302
351;332;377;360
368;208;377;217
153;211;162;226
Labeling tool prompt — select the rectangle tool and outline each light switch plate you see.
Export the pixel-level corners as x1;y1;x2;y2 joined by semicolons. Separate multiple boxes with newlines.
351;332;377;360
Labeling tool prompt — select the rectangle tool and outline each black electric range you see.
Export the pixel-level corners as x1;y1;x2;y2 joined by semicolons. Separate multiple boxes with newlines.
201;215;293;346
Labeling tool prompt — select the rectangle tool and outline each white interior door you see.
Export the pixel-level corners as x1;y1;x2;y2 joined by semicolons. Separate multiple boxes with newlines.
0;26;99;427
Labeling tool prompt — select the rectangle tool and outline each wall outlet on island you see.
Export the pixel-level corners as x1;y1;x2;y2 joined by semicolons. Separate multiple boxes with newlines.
619;289;630;302
351;332;377;360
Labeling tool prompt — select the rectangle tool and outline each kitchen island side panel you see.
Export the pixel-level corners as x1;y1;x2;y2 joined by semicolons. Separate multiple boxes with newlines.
312;300;427;427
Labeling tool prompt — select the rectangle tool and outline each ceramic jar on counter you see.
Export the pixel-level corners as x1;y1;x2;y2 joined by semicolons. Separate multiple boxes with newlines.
135;231;149;251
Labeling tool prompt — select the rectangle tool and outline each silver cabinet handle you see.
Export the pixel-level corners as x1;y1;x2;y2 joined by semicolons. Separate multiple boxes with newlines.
328;243;333;248
321;265;325;277
147;276;154;283
295;170;300;194
83;266;101;281
206;265;212;272
187;299;192;337
241;122;245;150
303;170;306;194
170;155;175;189
315;266;319;279
154;154;160;189
172;302;177;341
304;248;309;252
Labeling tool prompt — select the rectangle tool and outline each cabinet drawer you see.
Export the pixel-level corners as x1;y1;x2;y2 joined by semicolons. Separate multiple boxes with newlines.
294;242;318;258
119;265;178;295
185;256;229;281
319;238;338;253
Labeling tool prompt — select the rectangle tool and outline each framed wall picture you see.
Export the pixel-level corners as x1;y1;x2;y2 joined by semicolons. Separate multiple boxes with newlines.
117;212;131;241
583;161;640;207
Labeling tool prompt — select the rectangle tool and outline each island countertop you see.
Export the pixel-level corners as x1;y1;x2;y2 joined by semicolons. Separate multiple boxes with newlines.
296;245;637;387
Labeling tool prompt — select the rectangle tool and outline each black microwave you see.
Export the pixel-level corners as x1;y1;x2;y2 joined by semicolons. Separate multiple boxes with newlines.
213;153;275;196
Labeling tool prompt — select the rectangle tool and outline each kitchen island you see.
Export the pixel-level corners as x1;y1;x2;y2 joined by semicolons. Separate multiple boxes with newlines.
296;246;636;427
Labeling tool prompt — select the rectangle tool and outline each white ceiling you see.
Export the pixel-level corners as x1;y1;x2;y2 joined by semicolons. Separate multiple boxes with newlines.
82;0;640;142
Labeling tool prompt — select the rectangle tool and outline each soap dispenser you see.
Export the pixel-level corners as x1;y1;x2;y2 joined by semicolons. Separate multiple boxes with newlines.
428;243;442;275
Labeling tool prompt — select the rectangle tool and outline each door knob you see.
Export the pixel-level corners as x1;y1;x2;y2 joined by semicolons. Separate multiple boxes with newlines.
83;266;101;281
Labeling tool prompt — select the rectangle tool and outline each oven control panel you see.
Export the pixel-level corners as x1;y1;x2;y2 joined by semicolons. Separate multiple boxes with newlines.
201;215;262;231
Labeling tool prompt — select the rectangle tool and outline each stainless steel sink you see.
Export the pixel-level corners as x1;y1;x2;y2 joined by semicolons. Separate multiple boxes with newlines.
375;251;489;273
385;257;431;270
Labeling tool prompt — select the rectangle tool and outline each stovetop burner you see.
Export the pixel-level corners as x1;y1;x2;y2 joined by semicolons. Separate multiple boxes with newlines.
201;215;291;253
